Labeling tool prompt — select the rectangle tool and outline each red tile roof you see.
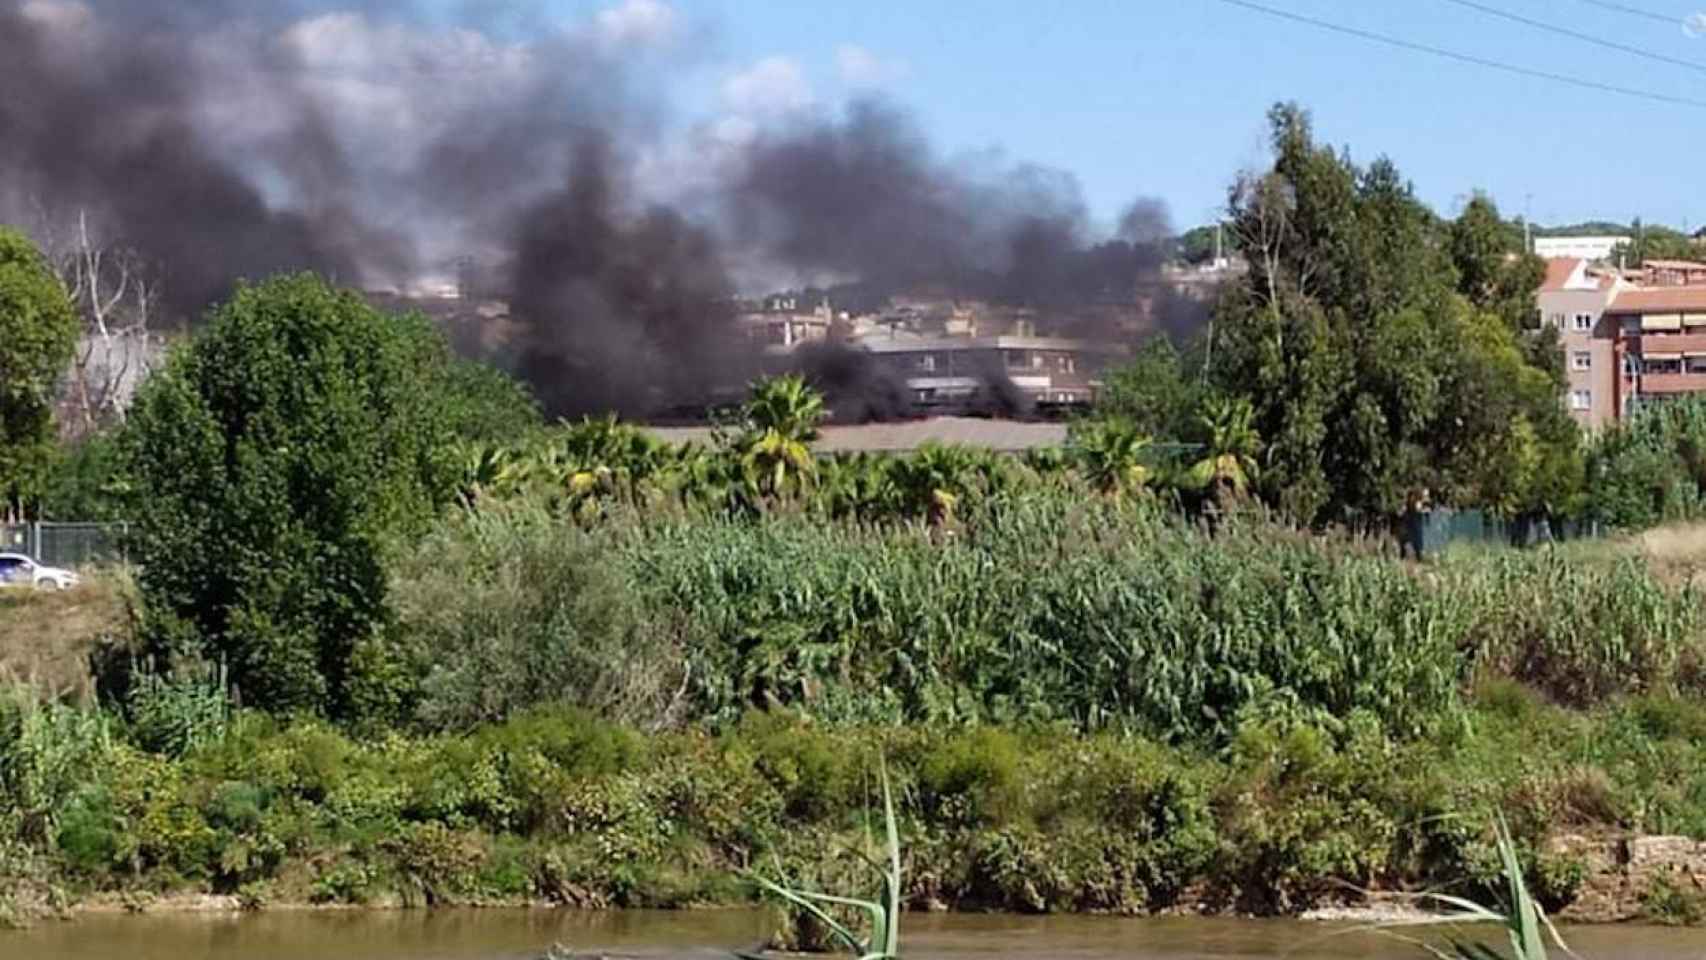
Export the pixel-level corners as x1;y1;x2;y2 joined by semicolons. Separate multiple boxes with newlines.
1608;286;1706;313
1540;258;1585;292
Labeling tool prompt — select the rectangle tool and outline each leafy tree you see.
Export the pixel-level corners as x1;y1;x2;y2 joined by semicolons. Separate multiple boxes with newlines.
1173;224;1237;265
1612;220;1696;267
1585;396;1706;529
1450;194;1544;332
814;452;899;521
439;358;540;445
1212;104;1574;524
1094;338;1203;439
889;443;991;524
0;227;79;520
39;433;132;521
123;274;469;718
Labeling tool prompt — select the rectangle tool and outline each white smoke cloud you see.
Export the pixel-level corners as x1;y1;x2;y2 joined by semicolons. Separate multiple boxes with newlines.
595;0;679;49
721;55;815;117
835;44;909;88
19;0;89;29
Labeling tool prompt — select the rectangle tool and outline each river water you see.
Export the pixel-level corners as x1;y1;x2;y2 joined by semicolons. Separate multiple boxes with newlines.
11;910;1706;960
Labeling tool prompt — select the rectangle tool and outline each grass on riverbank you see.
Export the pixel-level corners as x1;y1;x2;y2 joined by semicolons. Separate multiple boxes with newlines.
5;687;1706;928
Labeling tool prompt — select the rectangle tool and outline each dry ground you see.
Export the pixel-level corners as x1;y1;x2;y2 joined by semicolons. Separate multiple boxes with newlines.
0;575;131;701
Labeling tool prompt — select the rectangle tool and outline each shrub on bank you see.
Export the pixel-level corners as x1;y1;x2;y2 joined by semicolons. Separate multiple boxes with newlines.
4;697;1706;920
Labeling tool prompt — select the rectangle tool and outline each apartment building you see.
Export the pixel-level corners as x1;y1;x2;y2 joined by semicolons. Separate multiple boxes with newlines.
1537;258;1621;428
734;297;834;356
1604;286;1706;419
857;330;1123;408
1638;260;1706;287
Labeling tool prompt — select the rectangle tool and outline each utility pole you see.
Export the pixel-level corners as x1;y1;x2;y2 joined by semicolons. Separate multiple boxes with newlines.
1524;193;1534;254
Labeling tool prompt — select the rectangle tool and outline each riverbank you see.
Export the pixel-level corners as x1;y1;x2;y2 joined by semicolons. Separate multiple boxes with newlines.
7;694;1706;930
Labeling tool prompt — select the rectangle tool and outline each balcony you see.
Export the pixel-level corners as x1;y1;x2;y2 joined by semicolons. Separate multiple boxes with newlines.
1628;332;1706;354
1638;372;1706;395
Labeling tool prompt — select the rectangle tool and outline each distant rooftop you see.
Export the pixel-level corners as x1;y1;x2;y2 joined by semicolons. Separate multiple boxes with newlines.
1608;286;1706;314
643;416;1070;453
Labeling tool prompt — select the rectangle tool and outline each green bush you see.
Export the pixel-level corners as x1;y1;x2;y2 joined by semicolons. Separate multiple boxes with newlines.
388;508;687;732
121;274;524;720
54;790;120;876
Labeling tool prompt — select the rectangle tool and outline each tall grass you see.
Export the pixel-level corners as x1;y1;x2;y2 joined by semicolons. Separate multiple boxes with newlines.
630;496;1464;739
373;485;1706;741
0;685;114;845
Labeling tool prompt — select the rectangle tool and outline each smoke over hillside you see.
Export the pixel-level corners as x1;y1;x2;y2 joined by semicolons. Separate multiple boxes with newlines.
0;0;1183;418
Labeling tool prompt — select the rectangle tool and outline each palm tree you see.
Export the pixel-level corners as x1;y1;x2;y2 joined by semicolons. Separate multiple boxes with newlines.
737;375;826;501
1068;418;1154;500
815;452;898;521
561;414;670;503
1187;396;1261;498
890;443;982;525
454;442;533;509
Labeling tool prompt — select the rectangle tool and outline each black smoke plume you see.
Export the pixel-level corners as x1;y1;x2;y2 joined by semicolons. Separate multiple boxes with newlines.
0;1;1189;421
507;137;737;418
0;2;378;319
729;101;1171;316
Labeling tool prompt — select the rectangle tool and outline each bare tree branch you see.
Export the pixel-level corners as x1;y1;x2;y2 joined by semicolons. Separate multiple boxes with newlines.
35;206;163;437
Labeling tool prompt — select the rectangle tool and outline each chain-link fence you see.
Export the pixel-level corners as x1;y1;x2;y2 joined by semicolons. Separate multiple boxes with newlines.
0;522;128;568
1399;509;1604;559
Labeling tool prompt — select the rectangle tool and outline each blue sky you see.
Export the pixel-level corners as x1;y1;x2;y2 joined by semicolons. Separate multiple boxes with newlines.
541;0;1706;235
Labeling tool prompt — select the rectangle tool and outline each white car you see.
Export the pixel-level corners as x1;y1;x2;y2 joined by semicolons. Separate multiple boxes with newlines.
0;553;80;590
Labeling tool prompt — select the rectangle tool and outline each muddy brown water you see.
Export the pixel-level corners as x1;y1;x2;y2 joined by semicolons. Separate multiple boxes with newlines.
9;909;1706;959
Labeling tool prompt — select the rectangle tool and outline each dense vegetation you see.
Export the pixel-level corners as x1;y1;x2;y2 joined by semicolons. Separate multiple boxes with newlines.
10;671;1706;928
9;105;1706;936
9;441;1706;925
0;226;79;520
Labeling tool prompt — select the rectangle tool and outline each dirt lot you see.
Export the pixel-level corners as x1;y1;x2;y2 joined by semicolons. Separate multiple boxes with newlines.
0;576;131;701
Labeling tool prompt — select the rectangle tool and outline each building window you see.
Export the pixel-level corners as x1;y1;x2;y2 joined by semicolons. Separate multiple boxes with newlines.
916;354;936;373
1570;390;1592;411
1548;312;1565;327
1573;313;1594;332
1571;351;1591;371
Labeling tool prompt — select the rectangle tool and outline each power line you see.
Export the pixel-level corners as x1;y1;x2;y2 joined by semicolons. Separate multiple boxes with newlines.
1214;0;1706;110
1572;0;1688;26
1440;0;1706;75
